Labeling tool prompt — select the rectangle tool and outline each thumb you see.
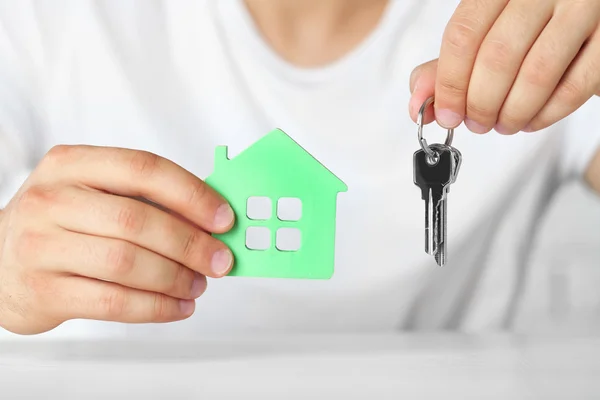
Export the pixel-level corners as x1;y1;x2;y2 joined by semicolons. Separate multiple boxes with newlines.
409;59;438;124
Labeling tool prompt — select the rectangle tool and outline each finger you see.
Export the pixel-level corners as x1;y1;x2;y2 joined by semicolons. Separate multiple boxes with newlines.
496;3;600;134
35;145;234;233
525;28;600;132
47;187;234;278
409;59;438;124
30;228;207;300
465;0;553;133
435;0;509;128
51;276;195;323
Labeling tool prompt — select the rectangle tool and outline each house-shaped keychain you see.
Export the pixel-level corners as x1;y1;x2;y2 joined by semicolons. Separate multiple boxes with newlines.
205;128;347;279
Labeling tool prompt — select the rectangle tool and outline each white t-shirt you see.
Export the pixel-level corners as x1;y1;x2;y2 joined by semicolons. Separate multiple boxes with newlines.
0;0;599;339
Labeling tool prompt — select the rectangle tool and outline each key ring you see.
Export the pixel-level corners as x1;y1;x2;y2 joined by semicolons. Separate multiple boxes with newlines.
417;96;454;163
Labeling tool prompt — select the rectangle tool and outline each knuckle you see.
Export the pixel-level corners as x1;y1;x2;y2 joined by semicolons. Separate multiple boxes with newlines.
167;264;191;295
186;181;209;206
43;145;80;166
106;242;137;276
501;111;522;127
152;293;171;321
438;75;467;97
523;54;554;89
466;100;497;122
498;110;524;131
479;40;514;74
129;151;161;178
444;20;480;57
170;264;195;297
555;78;584;108
115;203;146;236
17;186;57;213
99;287;128;319
182;230;203;266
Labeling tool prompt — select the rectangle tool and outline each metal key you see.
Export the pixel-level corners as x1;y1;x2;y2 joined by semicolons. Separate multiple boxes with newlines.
425;144;461;265
441;145;461;266
413;145;455;265
413;96;462;266
434;143;462;186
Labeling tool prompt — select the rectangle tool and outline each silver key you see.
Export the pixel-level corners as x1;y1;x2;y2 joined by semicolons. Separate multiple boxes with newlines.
428;144;461;265
413;145;454;263
440;144;462;186
414;96;462;266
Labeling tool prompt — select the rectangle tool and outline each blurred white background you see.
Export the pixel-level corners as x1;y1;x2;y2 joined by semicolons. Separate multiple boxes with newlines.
517;182;600;333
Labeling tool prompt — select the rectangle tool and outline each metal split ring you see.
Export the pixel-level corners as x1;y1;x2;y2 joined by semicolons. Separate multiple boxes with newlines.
417;96;454;162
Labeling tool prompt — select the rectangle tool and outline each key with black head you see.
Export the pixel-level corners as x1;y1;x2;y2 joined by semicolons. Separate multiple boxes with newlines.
413;96;463;266
413;145;456;265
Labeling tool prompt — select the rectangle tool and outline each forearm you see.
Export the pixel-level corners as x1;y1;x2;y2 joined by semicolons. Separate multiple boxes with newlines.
584;149;600;195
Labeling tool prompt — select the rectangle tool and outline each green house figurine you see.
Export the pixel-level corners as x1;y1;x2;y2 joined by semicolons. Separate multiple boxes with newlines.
205;128;347;279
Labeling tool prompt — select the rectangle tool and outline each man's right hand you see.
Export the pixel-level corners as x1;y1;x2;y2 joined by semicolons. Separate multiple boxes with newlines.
0;145;235;335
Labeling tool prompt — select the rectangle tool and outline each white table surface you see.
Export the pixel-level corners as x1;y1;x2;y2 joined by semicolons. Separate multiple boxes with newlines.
1;333;599;399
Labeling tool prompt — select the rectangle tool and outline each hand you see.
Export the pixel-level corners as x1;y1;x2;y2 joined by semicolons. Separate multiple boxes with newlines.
409;0;600;134
0;145;235;335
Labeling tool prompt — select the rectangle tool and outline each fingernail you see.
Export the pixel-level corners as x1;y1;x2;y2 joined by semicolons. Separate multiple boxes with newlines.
494;123;512;135
436;109;463;128
522;124;534;132
409;69;421;93
465;118;489;134
411;79;420;95
214;203;234;230
211;249;233;276
409;96;418;116
179;299;195;316
190;272;206;298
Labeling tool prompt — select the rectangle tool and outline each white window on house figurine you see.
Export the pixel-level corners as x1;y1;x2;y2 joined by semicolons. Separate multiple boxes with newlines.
276;227;301;251
276;197;302;221
245;226;270;251
245;196;302;252
246;197;271;220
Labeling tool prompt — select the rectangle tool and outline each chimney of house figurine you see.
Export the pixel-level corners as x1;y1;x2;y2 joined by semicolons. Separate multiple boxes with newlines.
214;145;229;168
